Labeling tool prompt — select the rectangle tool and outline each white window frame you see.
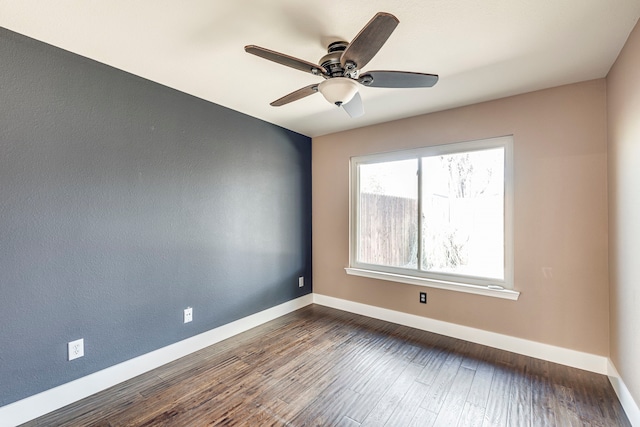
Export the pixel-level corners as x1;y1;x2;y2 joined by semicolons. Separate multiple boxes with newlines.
346;135;518;300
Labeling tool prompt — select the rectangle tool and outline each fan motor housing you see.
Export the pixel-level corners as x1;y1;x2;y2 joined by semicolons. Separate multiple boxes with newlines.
320;41;350;77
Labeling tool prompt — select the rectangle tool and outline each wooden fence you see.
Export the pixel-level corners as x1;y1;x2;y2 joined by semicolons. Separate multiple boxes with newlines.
358;193;418;268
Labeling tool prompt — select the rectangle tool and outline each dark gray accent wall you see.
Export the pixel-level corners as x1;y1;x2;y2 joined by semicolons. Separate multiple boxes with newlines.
0;28;311;406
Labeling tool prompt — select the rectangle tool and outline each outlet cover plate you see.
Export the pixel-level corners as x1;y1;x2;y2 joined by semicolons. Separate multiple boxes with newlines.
184;307;193;323
68;338;84;361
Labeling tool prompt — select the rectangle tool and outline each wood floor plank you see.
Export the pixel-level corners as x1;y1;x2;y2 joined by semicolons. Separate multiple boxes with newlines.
459;340;484;371
361;362;424;426
346;356;414;422
507;355;533;427
337;416;361;427
415;344;449;386
554;383;584;427
290;384;360;426
466;360;495;408
482;365;514;427
407;407;438;427
458;402;486;427
420;351;464;413
432;366;475;426
529;357;554;426
384;380;431;426
21;305;631;427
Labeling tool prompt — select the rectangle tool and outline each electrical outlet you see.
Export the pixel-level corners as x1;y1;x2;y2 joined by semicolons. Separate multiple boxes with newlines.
419;292;427;304
298;276;304;288
68;338;84;361
184;307;193;323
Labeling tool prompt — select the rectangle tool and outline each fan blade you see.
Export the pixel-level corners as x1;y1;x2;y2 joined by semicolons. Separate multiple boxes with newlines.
358;71;439;88
245;45;326;76
270;84;319;107
342;92;364;118
340;12;399;70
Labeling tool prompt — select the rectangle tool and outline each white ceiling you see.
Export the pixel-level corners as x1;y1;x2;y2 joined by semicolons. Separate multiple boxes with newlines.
1;1;639;137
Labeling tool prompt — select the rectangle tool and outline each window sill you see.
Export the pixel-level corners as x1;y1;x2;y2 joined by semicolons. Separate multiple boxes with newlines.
345;268;520;301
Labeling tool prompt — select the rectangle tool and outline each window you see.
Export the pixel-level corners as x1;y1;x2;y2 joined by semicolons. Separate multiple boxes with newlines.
347;136;517;300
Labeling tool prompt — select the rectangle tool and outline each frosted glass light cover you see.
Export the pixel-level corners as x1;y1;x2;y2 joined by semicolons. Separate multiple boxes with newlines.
318;78;358;105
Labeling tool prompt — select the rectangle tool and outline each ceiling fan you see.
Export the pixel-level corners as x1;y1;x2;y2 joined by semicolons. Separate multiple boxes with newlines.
245;12;438;118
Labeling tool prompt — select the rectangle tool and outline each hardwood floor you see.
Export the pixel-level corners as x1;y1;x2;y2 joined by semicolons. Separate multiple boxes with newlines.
22;305;630;426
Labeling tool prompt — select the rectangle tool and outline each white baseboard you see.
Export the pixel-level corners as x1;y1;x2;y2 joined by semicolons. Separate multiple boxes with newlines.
3;293;626;427
313;293;609;375
608;360;640;426
0;294;313;427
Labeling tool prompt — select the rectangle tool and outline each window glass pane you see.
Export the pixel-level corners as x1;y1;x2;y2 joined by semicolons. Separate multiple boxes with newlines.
358;159;418;268
421;148;504;279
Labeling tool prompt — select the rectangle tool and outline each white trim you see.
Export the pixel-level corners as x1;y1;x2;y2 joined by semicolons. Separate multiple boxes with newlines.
313;293;607;374
608;360;640;426
345;267;520;300
349;135;515;291
2;293;624;427
0;294;314;427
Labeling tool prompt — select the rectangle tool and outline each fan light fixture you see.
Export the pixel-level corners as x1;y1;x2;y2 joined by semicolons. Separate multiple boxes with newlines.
245;12;439;118
318;78;358;106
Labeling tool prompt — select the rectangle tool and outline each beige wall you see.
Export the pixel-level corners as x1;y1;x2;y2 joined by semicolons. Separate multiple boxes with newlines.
313;79;609;355
607;21;640;404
